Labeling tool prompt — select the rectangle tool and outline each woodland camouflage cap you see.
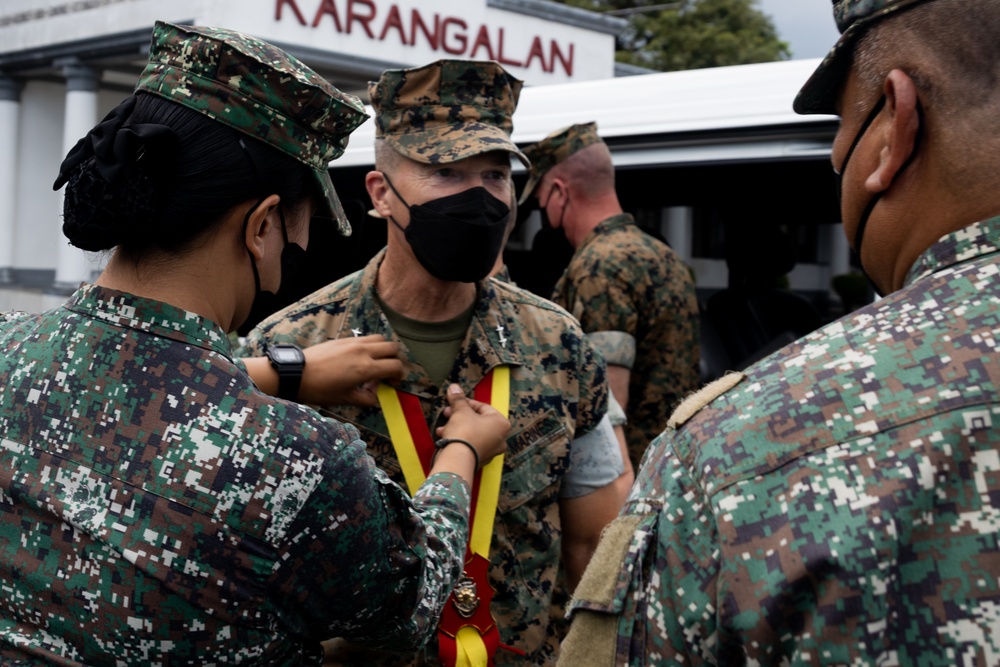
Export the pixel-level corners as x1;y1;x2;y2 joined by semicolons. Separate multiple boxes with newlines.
369;59;530;168
519;121;603;205
136;20;369;235
794;0;937;115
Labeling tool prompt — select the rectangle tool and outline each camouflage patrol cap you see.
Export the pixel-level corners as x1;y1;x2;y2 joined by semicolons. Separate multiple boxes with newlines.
794;0;937;115
135;20;369;235
369;59;530;168
518;122;603;205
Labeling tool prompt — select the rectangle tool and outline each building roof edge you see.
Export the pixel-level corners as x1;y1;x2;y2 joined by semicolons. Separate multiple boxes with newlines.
487;0;627;36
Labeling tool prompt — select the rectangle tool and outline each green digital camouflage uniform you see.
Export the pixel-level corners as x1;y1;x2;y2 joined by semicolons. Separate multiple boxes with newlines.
0;285;472;665
551;213;701;469
560;218;1000;665
135;21;369;232
241;249;611;666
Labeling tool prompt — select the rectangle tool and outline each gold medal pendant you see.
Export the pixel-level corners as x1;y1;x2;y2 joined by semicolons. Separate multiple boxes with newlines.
441;552;495;637
453;573;480;619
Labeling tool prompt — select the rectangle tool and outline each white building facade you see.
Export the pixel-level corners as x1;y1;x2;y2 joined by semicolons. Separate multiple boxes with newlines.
0;0;626;310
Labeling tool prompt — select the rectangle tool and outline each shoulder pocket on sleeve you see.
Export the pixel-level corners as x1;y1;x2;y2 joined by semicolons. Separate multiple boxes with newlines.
569;511;659;615
559;510;661;667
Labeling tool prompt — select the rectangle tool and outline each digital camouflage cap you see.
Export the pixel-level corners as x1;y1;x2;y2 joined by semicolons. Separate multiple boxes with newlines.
136;20;369;235
368;59;530;168
794;0;937;115
518;121;603;205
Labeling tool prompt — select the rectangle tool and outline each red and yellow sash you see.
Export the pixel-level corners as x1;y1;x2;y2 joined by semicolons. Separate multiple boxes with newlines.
377;367;509;667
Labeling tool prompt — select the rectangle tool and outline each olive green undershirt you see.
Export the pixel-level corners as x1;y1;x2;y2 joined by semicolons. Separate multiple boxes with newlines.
377;295;475;388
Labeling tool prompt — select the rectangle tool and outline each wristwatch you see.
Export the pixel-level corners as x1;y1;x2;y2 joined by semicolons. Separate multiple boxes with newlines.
266;343;305;401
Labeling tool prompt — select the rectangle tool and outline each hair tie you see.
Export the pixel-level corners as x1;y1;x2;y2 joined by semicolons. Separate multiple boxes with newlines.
53;95;178;190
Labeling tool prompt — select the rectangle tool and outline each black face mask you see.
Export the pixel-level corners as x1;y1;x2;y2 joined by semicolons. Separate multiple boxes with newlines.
538;188;567;232
835;94;922;296
835;96;886;270
538;201;553;231
384;176;510;283
238;204;311;335
245;241;309;324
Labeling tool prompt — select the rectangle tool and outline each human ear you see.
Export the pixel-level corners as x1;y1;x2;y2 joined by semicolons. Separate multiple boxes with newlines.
365;170;393;219
866;69;921;194
549;178;568;204
243;194;282;262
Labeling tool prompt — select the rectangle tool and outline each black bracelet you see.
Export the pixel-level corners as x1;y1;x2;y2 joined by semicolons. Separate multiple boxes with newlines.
433;438;480;470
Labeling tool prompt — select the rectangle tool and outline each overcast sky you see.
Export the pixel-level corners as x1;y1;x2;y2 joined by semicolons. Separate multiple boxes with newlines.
758;0;841;59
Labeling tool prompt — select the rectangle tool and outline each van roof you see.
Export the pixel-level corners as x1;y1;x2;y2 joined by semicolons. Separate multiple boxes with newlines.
335;57;838;170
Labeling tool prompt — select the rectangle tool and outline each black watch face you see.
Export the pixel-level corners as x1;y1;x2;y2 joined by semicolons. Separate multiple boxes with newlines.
272;347;303;364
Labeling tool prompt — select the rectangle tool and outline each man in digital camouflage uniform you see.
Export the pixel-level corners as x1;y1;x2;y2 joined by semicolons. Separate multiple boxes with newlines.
520;122;701;471
558;0;1000;663
242;60;627;666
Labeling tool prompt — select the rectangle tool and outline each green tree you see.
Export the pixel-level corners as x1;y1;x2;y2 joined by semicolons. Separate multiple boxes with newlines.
558;0;790;72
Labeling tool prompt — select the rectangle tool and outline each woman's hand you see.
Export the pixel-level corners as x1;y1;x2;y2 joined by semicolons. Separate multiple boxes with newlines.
430;384;510;481
243;335;404;406
298;335;405;406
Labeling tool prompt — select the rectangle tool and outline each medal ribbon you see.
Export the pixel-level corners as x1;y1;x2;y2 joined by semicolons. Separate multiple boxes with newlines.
377;367;509;667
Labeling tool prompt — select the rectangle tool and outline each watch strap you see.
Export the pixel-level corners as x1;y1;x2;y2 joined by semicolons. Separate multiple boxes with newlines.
266;344;305;401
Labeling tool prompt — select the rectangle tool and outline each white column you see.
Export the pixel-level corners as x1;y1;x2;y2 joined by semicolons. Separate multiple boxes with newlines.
0;74;21;285
660;205;693;262
53;58;100;292
829;223;851;281
522;210;542;250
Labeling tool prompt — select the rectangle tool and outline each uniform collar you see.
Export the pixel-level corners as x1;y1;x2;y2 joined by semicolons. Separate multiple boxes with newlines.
64;284;234;357
339;249;524;395
577;212;634;251
904;216;1000;286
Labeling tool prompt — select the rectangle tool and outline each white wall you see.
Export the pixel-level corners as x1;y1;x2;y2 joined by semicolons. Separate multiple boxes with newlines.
1;0;614;85
14;80;63;271
0;0;203;54
218;0;615;84
0;288;68;314
14;82;125;273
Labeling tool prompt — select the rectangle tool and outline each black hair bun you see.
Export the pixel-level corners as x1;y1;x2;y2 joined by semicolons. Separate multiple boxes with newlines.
61;155;161;251
58;100;180;251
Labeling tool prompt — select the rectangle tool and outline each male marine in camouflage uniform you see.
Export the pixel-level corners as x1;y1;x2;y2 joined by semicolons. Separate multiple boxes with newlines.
242;60;627;666
558;0;1000;664
521;123;700;470
0;22;479;665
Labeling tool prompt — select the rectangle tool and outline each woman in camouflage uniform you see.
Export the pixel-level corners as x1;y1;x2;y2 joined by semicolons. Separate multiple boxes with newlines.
0;21;508;666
